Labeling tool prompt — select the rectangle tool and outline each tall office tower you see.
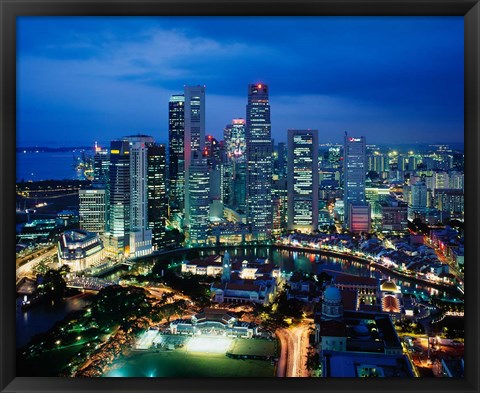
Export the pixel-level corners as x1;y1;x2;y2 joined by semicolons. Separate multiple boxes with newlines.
184;85;206;225
108;140;131;251
327;146;342;169
246;83;273;239
147;143;168;250
220;158;233;206
224;118;246;158
343;133;368;230
286;129;319;232
188;152;210;245
91;144;110;230
205;135;220;168
124;135;153;257
232;158;247;213
275;142;287;178
93;143;110;188
272;177;288;234
168;94;185;217
409;181;428;219
222;118;246;207
79;189;107;234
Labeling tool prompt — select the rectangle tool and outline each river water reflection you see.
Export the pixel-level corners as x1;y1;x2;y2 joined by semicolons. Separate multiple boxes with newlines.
18;246;449;348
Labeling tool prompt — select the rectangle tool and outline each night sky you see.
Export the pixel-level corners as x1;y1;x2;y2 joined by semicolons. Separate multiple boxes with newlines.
17;16;464;147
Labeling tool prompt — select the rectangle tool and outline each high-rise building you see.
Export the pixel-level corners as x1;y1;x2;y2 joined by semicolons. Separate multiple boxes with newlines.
274;142;287;178
246;83;273;239
343;133;367;229
224;118;246;158
125;135;153;257
380;199;408;232
93;143;110;189
188;153;210;245
232;158;247;214
184;85;206;226
409;181;428;219
147;143;168;250
272;178;288;234
435;189;464;217
79;189;107;234
287;129;319;232
108;140;131;250
168;94;185;217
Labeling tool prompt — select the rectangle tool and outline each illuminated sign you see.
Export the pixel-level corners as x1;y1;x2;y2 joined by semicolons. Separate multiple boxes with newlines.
349;137;362;142
110;149;120;154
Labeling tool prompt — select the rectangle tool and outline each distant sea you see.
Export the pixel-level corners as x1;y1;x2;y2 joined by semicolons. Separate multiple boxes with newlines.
16;151;89;182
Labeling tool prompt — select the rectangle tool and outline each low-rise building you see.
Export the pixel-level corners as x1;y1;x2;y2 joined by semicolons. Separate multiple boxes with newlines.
57;229;105;272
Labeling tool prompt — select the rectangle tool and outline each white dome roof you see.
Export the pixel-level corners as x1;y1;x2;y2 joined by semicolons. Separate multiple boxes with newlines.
324;286;342;302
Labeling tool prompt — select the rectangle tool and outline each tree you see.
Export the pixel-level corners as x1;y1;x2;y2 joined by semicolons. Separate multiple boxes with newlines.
91;285;151;326
38;268;67;300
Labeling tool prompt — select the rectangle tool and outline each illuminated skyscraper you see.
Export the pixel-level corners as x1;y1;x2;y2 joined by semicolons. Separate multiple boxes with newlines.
224;118;246;158
343;133;369;231
147;143;168;250
92;143;110;189
168;94;185;217
108;140;130;251
287;129;319;232
79;189;106;234
125;135;153;257
188;152;210;245
246;83;273;239
184;85;206;226
223;118;246;208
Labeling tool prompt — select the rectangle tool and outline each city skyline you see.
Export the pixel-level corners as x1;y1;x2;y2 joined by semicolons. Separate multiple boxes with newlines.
17;16;464;147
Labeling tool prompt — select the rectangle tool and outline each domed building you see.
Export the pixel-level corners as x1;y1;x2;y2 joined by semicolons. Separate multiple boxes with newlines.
380;279;401;294
379;279;402;320
321;286;344;320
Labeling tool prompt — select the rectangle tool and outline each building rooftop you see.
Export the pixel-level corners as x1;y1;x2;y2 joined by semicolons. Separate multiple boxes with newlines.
323;351;414;377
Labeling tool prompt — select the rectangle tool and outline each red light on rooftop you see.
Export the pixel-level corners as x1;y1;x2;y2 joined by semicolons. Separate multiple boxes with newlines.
258;84;262;89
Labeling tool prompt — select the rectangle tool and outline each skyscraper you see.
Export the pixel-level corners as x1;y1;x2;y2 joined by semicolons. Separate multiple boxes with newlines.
168;94;185;217
79;189;107;234
184;85;206;226
147;143;168;250
409;181;428;220
108;140;131;251
287;129;319;232
223;118;246;208
188;152;210;245
246;83;273;239
224;118;246;158
92;143;110;189
343;133;369;231
125;135;153;257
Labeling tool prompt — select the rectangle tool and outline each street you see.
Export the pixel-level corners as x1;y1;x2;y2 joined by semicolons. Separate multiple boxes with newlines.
276;321;311;377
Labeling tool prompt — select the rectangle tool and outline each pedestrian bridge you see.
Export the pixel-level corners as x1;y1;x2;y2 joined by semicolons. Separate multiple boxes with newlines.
66;276;116;291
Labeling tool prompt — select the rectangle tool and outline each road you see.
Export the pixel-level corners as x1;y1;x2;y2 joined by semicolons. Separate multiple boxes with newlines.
276;321;311;377
16;247;57;279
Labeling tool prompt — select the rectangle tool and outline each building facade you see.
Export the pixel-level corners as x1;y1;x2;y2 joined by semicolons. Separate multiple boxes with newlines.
343;133;367;230
79;189;107;234
168;94;185;217
287;129;319;232
246;83;273;239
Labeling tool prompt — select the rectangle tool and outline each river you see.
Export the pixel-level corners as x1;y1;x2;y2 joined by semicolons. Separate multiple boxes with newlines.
17;246;451;349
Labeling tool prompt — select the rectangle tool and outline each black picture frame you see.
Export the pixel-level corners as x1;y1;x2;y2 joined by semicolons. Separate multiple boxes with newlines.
1;1;479;392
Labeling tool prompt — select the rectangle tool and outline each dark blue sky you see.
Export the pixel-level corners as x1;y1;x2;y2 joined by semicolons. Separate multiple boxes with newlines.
17;16;464;147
